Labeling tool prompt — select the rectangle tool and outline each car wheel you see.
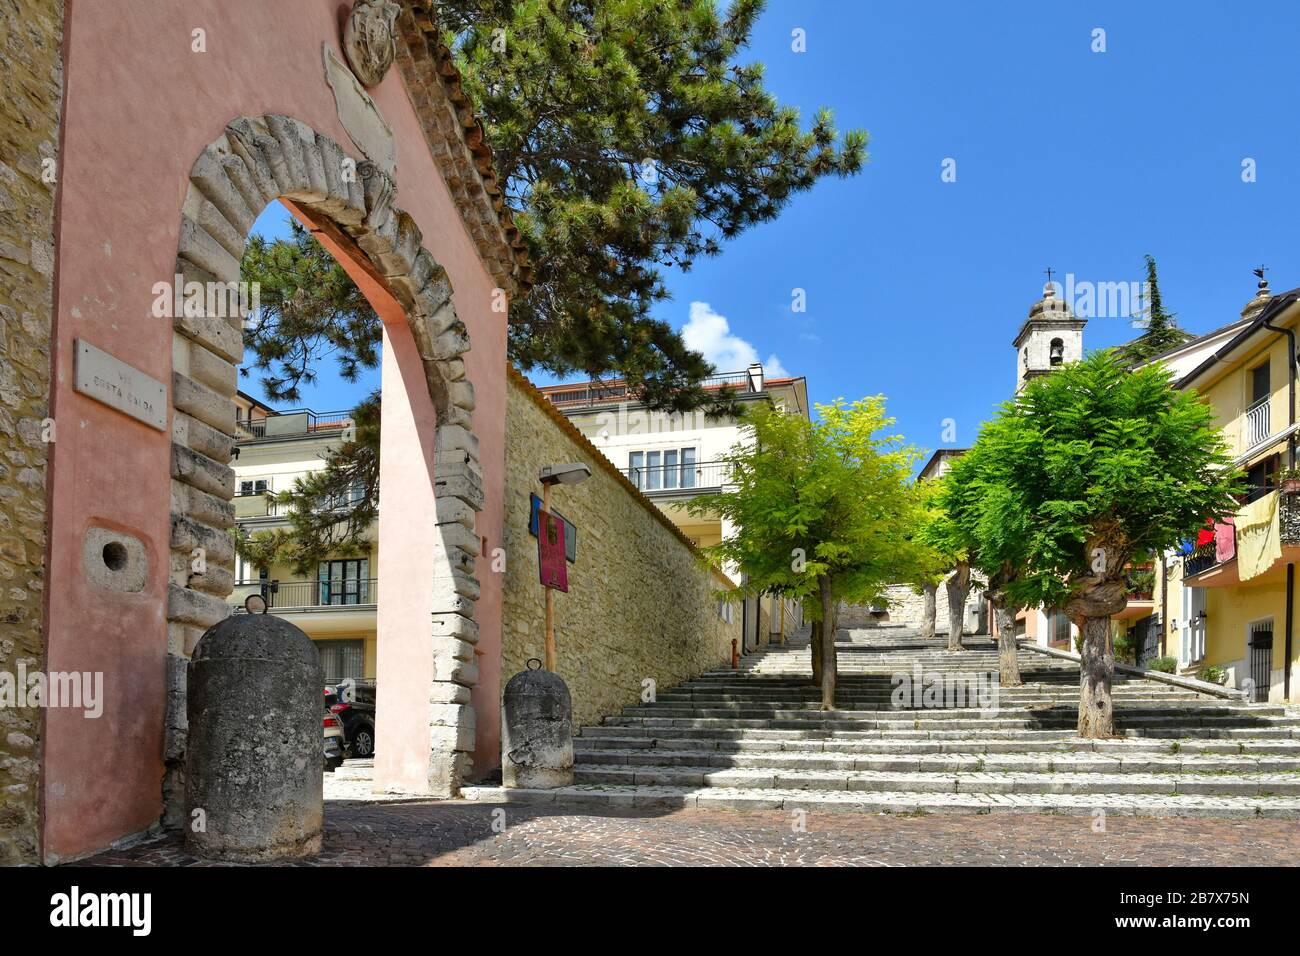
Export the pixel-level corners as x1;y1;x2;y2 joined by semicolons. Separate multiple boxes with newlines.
352;724;375;758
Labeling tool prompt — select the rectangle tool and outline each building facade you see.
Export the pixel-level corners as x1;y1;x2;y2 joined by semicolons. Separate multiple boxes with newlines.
1154;279;1300;702
231;393;377;684
535;363;807;646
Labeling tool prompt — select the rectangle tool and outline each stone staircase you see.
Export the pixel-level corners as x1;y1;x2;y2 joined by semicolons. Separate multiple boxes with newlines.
465;626;1300;818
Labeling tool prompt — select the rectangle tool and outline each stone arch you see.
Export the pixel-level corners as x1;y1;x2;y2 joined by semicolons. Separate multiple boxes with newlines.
163;114;482;818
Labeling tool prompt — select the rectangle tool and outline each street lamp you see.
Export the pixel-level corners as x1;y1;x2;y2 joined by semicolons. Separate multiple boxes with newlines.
539;462;591;670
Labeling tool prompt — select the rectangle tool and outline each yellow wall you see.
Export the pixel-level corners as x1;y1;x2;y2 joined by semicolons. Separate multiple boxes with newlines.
1173;307;1300;700
1194;334;1293;459
1204;581;1290;701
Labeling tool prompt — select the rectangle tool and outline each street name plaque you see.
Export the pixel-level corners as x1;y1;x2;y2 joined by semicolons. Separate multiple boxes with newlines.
73;339;168;431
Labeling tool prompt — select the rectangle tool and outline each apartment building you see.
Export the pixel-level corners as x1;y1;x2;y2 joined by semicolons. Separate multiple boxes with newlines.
1154;279;1300;702
231;391;376;684
535;362;808;646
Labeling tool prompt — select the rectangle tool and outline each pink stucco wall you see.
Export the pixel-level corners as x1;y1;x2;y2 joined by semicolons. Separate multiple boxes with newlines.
44;0;506;860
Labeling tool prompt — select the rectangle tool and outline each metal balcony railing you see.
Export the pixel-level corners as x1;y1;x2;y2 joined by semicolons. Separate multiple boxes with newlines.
1245;398;1271;447
235;408;354;441
231;578;378;610
544;370;760;410
1183;528;1235;578
627;460;729;494
234;490;368;519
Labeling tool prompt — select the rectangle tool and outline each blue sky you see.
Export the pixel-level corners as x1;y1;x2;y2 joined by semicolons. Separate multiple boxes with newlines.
247;0;1300;462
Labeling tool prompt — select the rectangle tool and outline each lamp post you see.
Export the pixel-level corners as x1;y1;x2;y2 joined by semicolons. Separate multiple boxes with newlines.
538;463;591;670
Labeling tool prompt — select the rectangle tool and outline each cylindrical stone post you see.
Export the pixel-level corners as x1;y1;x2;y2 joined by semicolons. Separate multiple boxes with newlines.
184;613;324;860
501;668;573;788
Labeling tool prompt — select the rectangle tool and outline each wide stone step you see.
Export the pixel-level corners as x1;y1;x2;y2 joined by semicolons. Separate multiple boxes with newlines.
619;704;1277;719
574;747;1300;774
462;784;1300;818
572;764;1300;796
602;715;1298;732
574;734;1300;756
582;724;1300;741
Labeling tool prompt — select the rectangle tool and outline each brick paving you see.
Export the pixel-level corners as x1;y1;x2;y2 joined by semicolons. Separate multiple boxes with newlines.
79;795;1300;867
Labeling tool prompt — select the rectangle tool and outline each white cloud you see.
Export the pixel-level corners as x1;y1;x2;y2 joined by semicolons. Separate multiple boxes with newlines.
682;301;788;378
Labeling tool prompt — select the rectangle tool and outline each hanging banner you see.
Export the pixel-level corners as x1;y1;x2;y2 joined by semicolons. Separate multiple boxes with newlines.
529;493;577;562
538;509;569;592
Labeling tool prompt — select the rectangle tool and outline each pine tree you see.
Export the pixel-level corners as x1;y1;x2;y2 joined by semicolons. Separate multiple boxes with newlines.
1117;255;1195;364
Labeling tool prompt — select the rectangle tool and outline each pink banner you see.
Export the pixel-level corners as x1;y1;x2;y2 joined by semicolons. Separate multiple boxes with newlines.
538;509;568;592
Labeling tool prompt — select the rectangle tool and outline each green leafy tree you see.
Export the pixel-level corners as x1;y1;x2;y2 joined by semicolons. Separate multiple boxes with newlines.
1116;255;1194;365
689;398;925;709
986;351;1240;736
909;481;951;642
930;429;1033;685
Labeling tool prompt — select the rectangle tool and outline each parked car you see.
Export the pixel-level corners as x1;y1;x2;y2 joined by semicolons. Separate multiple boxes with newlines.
327;680;377;759
323;693;346;772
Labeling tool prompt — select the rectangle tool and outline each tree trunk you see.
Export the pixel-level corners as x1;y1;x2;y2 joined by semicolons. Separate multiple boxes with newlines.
994;602;1021;686
819;576;838;711
920;581;937;640
809;620;823;688
945;562;970;652
1077;615;1115;737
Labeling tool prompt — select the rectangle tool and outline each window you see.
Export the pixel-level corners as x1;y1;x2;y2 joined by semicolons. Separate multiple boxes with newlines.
1047;608;1071;645
628;447;697;491
681;447;697;488
1251;361;1270;406
317;559;370;605
322;481;365;512
1244;454;1278;504
234;552;258;584
645;450;661;490
316;639;364;686
1049;338;1064;366
239;478;269;496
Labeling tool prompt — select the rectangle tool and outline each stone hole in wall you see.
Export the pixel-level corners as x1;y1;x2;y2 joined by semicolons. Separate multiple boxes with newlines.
82;526;148;593
102;541;127;572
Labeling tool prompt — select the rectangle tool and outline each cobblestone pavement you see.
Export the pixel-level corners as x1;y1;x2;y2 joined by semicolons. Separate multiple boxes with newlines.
80;796;1300;866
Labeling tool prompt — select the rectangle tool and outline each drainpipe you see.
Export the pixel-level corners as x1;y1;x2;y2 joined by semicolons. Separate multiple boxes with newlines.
1262;315;1297;698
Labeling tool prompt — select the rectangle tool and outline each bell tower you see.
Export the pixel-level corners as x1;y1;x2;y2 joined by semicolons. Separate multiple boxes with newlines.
1013;271;1087;392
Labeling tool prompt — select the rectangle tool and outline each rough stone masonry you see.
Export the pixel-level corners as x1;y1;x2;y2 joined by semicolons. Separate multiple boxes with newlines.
500;370;742;731
0;0;63;866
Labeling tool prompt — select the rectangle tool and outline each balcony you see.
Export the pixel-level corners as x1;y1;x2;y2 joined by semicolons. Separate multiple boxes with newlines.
627;460;729;497
235;408;353;442
1113;565;1156;623
230;578;378;612
1183;491;1300;587
234;491;367;521
1245;398;1271;448
544;370;762;411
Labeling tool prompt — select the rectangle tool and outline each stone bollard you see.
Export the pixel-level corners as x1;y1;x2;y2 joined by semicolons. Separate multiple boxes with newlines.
184;613;324;861
501;665;573;788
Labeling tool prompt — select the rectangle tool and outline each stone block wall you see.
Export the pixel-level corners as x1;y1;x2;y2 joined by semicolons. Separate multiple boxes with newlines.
842;582;985;633
502;369;740;731
0;0;63;865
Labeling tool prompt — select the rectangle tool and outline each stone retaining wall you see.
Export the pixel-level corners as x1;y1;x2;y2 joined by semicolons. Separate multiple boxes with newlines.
501;369;740;731
842;582;985;633
0;0;63;866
